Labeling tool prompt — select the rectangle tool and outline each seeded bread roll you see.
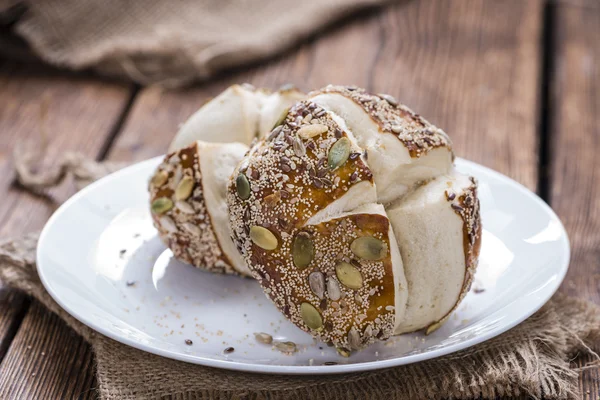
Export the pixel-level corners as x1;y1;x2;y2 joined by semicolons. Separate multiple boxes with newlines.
169;84;305;152
308;85;453;204
150;140;251;276
387;170;481;334
227;85;481;353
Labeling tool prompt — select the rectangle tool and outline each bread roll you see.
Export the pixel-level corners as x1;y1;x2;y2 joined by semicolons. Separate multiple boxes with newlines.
227;86;481;352
169;84;305;152
150;141;250;276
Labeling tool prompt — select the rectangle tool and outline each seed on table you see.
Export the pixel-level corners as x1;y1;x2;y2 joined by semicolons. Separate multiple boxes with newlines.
250;226;278;250
300;302;323;330
350;236;388;260
254;332;273;344
175;176;194;200
292;232;314;269
328;137;351;170
335;262;363;290
236;173;251;200
151;197;173;214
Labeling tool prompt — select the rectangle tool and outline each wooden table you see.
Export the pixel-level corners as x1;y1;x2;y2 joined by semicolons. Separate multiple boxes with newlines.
0;0;598;398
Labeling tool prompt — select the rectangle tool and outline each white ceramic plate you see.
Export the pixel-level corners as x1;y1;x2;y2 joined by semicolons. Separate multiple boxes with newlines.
37;157;570;375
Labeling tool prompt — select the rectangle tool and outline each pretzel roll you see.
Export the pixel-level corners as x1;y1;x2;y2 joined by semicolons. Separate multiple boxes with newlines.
309;85;453;204
169;84;305;152
150;140;251;276
387;170;481;334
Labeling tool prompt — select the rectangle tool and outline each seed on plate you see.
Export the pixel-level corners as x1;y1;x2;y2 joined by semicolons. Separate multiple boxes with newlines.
335;262;363;290
324;361;338;366
328;137;351;170
151;197;173;214
236;174;251;200
350;237;388;260
175;200;195;214
250;226;278;250
254;332;273;344
308;271;325;299
151;170;168;187
175;176;194;200
336;347;351;357
159;216;177;233
298;124;328;139
292;232;314;269
275;341;297;353
185;339;193;345
327;278;342;301
224;347;235;354
300;302;323;330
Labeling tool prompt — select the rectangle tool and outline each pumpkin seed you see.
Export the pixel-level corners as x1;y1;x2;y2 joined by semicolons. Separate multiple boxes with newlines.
151;170;168;187
297;124;328;139
275;341;297;353
272;107;289;130
308;272;325;299
250;226;278;250
328;137;351;170
300;302;323;330
350;237;388;260
175;176;194;200
327;278;342;301
236;174;251;200
292;233;314;269
335;262;363;290
151;197;173;214
254;332;273;345
348;327;361;349
159;216;177;233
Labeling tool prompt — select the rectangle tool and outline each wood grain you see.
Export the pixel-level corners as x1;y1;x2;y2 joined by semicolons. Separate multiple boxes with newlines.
110;0;543;194
551;4;600;398
0;60;132;399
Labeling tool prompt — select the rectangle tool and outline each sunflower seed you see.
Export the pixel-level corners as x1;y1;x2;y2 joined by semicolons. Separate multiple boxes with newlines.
378;93;398;106
297;124;328;139
159;216;177;233
348;327;361;349
327;278;342;301
236;174;251;200
151;197;173;214
250;226;278;250
151;170;168;187
272;107;289;130
308;271;325;299
292;137;306;157
328;137;351;170
182;222;200;236
292;232;314;269
336;347;351;357
350;237;388;261
335;262;363;290
175;176;194;201
175;200;194;214
300;302;323;330
254;332;273;344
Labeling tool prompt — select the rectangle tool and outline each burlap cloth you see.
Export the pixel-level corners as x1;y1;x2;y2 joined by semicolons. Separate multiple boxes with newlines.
0;0;391;86
0;153;597;399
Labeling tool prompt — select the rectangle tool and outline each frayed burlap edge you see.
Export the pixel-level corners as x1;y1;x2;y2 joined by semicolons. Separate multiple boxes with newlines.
1;155;599;399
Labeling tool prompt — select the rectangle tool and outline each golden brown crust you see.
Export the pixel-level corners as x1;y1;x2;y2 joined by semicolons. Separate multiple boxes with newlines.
426;178;481;334
311;85;452;158
149;142;239;275
227;101;398;348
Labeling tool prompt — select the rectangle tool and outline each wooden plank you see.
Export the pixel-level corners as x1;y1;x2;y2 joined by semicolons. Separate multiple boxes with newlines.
110;0;543;195
0;60;132;399
550;4;600;398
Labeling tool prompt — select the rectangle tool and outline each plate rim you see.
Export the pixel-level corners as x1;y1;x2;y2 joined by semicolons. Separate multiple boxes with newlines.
37;157;571;375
